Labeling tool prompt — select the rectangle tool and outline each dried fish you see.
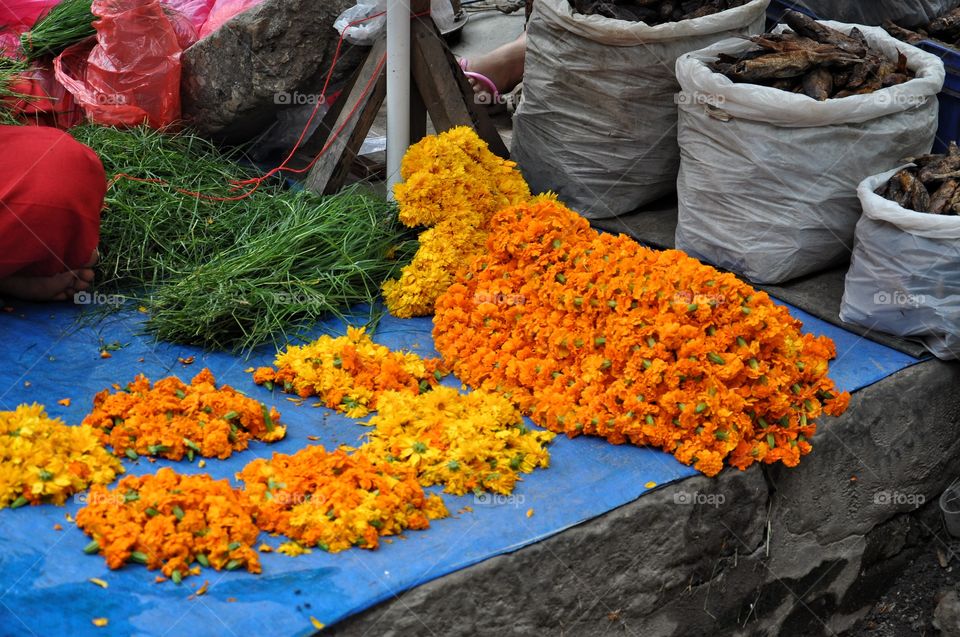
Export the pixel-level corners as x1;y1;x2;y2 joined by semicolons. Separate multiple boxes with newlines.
711;11;914;100
929;179;958;214
878;150;960;215
569;0;747;24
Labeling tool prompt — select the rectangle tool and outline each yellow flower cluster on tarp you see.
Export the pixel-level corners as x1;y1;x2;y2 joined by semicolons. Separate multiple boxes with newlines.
383;126;531;318
252;327;447;418
362;386;554;495
238;445;448;553
0;404;122;510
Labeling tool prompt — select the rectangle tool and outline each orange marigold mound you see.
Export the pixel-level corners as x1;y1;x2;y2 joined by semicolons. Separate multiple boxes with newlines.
76;468;261;581
83;369;286;461
238;445;448;553
432;197;851;476
252;326;446;418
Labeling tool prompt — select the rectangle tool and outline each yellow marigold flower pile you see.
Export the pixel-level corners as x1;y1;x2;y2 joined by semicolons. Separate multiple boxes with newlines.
76;468;261;581
362;387;554;495
83;369;286;462
252;327;446;418
383;126;531;317
238;445;448;553
433;198;851;477
0;404;122;510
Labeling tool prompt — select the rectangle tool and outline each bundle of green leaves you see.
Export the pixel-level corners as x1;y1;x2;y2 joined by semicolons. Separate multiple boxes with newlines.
71;125;416;351
20;0;96;61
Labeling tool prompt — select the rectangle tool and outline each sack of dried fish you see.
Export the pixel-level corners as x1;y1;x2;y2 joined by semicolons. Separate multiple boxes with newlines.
883;7;960;49
839;166;960;360
800;0;960;29
569;0;750;24
511;0;768;219
674;16;944;284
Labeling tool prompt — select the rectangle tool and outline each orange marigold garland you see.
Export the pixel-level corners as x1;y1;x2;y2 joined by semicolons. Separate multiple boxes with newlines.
361;387;555;495
0;404;123;510
83;369;286;461
382;126;531;318
76;468;261;581
237;445;448;553
252;326;446;418
433;197;851;477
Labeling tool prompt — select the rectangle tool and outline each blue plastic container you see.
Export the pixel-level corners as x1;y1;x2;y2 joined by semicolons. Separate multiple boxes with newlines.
917;39;960;153
765;0;816;29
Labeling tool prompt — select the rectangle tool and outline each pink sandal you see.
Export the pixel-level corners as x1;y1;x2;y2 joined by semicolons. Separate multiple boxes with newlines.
459;59;501;105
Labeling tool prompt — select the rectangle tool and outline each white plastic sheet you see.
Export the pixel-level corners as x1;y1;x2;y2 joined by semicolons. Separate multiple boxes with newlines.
674;21;944;284
840;168;960;360
334;0;456;45
510;0;769;219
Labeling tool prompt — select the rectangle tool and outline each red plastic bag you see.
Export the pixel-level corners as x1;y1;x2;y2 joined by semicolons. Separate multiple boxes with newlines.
198;0;264;38
54;0;182;128
161;0;214;32
163;6;199;50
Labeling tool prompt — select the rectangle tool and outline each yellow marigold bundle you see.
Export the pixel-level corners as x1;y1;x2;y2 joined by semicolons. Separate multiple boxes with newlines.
238;445;448;553
83;369;286;462
362;386;555;495
252;326;446;418
0;404;122;510
433;198;851;477
383;126;531;317
76;468;261;582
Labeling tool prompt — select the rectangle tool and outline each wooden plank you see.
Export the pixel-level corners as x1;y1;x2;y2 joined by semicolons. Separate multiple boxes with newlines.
410;81;428;144
304;38;387;195
410;19;509;157
287;57;363;172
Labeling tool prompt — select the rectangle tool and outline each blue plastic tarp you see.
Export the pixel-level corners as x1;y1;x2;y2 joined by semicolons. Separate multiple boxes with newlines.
0;302;922;636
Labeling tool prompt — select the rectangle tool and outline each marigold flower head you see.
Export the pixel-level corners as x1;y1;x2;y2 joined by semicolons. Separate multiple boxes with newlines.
362;386;554;496
0;404;123;509
252;327;446;417
384;127;531;318
83;369;286;461
433;198;850;477
237;445;448;553
76;468;261;580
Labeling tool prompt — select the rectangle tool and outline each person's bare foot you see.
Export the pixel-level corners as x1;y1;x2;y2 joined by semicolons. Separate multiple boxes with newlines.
0;250;98;302
462;32;527;101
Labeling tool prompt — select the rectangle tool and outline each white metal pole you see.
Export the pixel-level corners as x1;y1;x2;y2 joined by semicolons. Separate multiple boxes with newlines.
385;0;411;201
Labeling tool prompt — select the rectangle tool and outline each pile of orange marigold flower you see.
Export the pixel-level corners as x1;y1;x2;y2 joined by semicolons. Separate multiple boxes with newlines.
238;445;448;553
252;327;446;418
83;369;286;462
76;468;261;582
433;197;851;476
382;126;530;318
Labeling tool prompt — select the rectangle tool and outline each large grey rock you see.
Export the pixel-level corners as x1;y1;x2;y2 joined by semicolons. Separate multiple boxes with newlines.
327;358;960;636
180;0;365;143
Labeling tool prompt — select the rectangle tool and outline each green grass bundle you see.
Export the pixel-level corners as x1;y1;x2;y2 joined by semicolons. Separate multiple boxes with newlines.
20;0;95;61
0;57;28;125
70;125;415;351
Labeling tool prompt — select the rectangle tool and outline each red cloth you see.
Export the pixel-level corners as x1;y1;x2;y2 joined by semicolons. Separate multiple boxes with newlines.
0;125;106;278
